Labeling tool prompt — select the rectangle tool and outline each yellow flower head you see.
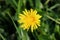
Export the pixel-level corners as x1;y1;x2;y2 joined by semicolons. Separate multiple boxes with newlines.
18;9;42;32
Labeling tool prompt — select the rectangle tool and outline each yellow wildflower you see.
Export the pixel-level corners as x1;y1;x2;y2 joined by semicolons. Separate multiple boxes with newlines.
18;9;42;32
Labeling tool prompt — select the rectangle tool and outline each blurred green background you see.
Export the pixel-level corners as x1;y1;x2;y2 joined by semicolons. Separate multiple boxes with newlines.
0;0;60;40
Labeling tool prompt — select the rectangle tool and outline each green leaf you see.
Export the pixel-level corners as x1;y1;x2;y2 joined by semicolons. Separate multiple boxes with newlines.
35;0;43;10
0;28;4;33
5;0;17;9
15;0;23;20
18;28;30;40
50;33;56;40
28;0;33;7
38;34;50;40
55;24;60;33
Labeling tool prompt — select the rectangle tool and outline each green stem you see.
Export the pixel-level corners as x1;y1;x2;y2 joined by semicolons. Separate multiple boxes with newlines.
46;15;60;24
49;4;60;10
6;12;21;39
31;32;37;40
0;33;6;40
12;0;17;7
45;0;50;5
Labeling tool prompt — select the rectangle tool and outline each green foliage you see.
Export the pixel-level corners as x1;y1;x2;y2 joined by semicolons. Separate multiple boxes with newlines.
0;0;60;40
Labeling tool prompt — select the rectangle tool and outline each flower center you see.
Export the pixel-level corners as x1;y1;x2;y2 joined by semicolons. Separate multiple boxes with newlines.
25;16;36;25
31;16;35;22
